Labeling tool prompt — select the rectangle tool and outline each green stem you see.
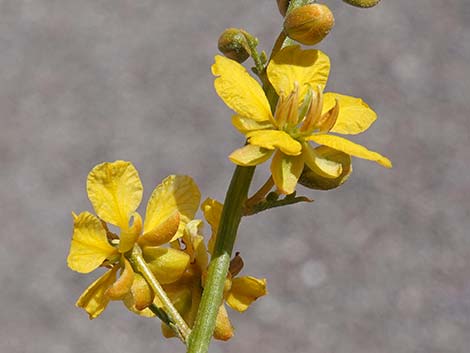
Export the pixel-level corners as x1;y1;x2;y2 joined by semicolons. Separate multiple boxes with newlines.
187;165;255;353
129;246;191;342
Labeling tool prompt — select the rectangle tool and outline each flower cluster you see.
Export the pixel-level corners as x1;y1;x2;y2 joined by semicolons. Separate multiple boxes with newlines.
67;160;266;339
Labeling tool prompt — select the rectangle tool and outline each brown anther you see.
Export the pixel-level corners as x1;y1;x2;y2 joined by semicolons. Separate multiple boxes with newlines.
229;252;244;277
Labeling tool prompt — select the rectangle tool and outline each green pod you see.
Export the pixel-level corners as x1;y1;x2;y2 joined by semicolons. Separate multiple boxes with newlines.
217;28;250;63
299;146;352;190
342;0;381;8
284;4;335;46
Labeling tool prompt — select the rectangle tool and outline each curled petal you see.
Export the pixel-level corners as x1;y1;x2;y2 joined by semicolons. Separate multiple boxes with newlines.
86;161;143;229
232;114;274;134
119;212;142;253
139;211;180;247
201;198;223;254
307;134;392;168
76;267;118;319
270;150;304;195
143;247;190;284
212;55;273;123
229;145;274;167
105;258;135;300
299;146;352;190
213;304;234;341
267;45;330;101
247;130;302;156
226;276;267;312
67;212;118;274
144;175;201;241
302;142;342;179
129;273;154;311
323;92;377;135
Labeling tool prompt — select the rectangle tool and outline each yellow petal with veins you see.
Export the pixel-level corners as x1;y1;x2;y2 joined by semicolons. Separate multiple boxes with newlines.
67;212;118;273
86;161;143;229
105;258;135;300
212;55;273;123
232;114;274;134
139;211;180;247
247;130;302;156
270;150;304;195
143;247;190;284
76;266;118;319
119;212;142;253
201;198;223;254
323;92;377;135
226;276;267;312
144;175;201;241
229;145;274;166
267;45;330;101
129;273;154;311
302;142;342;178
307;134;392;168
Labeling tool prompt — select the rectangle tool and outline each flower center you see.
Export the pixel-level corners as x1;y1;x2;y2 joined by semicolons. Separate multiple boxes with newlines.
274;82;339;140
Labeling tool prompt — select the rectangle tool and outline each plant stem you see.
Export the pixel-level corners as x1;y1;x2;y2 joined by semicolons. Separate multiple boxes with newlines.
187;165;255;353
129;246;191;342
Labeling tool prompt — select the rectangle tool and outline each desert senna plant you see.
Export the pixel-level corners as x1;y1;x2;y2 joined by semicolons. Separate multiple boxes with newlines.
67;1;390;353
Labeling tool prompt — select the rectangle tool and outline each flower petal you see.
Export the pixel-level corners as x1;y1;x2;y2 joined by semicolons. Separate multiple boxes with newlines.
119;212;142;253
247;130;302;156
129;273;154;311
105;258;135;300
232;114;274;134
86;161;143;229
144;175;201;241
299;146;353;190
229;145;274;166
143;247;190;284
76;267;118;319
267;45;330;100
302;143;342;178
67;212;118;274
322;92;377;135
201;198;223;254
212;55;273;122
139;211;180;247
226;276;267;312
213;304;234;341
307;134;392;168
183;220;209;271
270;150;304;195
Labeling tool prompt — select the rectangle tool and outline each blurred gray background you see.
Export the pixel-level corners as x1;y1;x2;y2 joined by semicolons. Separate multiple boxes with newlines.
1;0;469;352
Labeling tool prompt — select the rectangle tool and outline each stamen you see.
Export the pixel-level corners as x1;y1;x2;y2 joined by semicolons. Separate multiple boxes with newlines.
300;85;323;133
317;98;339;133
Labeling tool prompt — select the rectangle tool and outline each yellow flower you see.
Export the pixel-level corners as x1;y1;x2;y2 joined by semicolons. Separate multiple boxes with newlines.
212;45;391;194
67;160;201;319
159;198;267;341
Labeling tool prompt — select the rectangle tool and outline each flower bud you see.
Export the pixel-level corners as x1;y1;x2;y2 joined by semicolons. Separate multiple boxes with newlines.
342;0;381;8
284;4;335;46
299;146;352;190
277;0;290;16
218;28;250;63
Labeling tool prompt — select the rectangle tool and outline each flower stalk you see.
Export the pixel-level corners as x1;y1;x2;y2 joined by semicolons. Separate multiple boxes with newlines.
129;245;191;342
187;165;255;353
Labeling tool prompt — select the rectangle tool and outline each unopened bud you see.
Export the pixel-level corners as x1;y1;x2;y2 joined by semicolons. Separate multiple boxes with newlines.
299;146;352;190
277;0;290;16
218;28;250;63
284;4;335;46
342;0;381;8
